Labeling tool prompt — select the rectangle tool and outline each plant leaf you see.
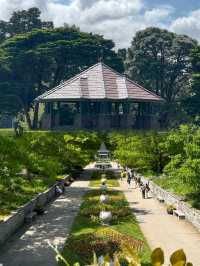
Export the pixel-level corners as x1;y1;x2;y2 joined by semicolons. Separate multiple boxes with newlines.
170;249;186;265
151;248;164;266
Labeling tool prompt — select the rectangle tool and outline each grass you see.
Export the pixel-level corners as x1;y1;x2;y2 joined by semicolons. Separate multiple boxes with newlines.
89;170;119;187
0;175;63;221
153;176;200;209
0;128;14;137
60;175;151;266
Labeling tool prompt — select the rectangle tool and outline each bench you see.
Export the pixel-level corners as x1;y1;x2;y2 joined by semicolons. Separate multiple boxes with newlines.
157;196;164;203
25;211;37;223
173;209;185;220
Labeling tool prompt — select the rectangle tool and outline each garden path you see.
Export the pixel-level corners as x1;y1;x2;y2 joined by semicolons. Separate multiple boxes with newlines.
120;179;200;266
0;172;90;266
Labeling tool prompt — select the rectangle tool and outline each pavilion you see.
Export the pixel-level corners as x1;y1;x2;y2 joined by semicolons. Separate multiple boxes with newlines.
36;62;163;130
97;142;110;161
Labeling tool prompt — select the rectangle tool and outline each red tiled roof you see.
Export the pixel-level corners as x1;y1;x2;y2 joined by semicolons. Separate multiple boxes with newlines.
36;63;163;102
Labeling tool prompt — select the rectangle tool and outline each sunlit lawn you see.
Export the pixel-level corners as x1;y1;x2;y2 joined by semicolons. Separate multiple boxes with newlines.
0;128;14;137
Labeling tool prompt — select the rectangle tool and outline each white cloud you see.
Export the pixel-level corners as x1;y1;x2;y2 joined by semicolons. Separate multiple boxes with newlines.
170;10;200;41
43;0;173;48
144;7;173;24
0;0;184;48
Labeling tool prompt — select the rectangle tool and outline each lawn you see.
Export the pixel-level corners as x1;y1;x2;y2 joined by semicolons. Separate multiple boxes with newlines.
60;172;151;266
0;128;14;137
89;170;119;187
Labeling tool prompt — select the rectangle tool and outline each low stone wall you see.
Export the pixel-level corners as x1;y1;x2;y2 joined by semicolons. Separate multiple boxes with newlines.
0;176;69;246
140;176;200;232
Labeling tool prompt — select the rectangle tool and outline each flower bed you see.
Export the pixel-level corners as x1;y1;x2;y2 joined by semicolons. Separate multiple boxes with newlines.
60;179;151;265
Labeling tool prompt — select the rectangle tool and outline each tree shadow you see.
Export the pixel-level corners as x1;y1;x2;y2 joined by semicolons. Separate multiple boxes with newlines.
130;207;152;216
0;185;90;265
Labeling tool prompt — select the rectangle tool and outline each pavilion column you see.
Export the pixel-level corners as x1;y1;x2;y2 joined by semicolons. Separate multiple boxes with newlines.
122;102;130;114
41;102;52;129
80;101;85;128
74;102;81;128
49;102;54;129
79;101;90;128
114;102;119;114
54;102;60;127
98;101;110;129
76;102;80;113
136;102;149;129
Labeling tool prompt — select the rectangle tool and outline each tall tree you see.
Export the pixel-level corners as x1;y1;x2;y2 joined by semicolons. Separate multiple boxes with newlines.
183;46;200;121
126;27;197;127
0;7;53;43
0;27;124;129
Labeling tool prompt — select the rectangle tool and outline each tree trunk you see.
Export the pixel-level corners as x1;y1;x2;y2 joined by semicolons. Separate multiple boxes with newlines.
32;102;39;129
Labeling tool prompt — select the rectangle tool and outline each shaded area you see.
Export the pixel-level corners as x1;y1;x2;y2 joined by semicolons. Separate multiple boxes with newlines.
0;175;90;266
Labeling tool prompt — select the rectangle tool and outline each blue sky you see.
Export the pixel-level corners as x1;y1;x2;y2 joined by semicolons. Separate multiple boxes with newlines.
145;0;200;15
0;0;200;48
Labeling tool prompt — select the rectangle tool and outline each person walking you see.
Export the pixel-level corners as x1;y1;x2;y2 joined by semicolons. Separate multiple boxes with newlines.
127;171;132;188
141;183;146;199
137;176;141;187
145;182;150;198
132;170;137;188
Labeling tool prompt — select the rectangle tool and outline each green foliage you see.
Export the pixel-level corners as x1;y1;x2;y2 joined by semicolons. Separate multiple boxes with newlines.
163;125;200;190
183;46;200;119
126;27;197;127
108;131;168;174
0;131;101;218
108;126;200;209
0;136;21;185
0;24;124;128
0;7;53;43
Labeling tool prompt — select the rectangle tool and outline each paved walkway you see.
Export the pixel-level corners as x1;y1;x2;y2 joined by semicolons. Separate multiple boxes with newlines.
120;180;200;266
0;173;90;266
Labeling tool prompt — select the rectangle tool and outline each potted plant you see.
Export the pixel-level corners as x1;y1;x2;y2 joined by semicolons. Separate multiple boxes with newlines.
166;205;176;215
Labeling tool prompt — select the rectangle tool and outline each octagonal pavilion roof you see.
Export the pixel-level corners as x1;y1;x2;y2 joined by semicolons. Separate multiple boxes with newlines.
36;62;163;102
